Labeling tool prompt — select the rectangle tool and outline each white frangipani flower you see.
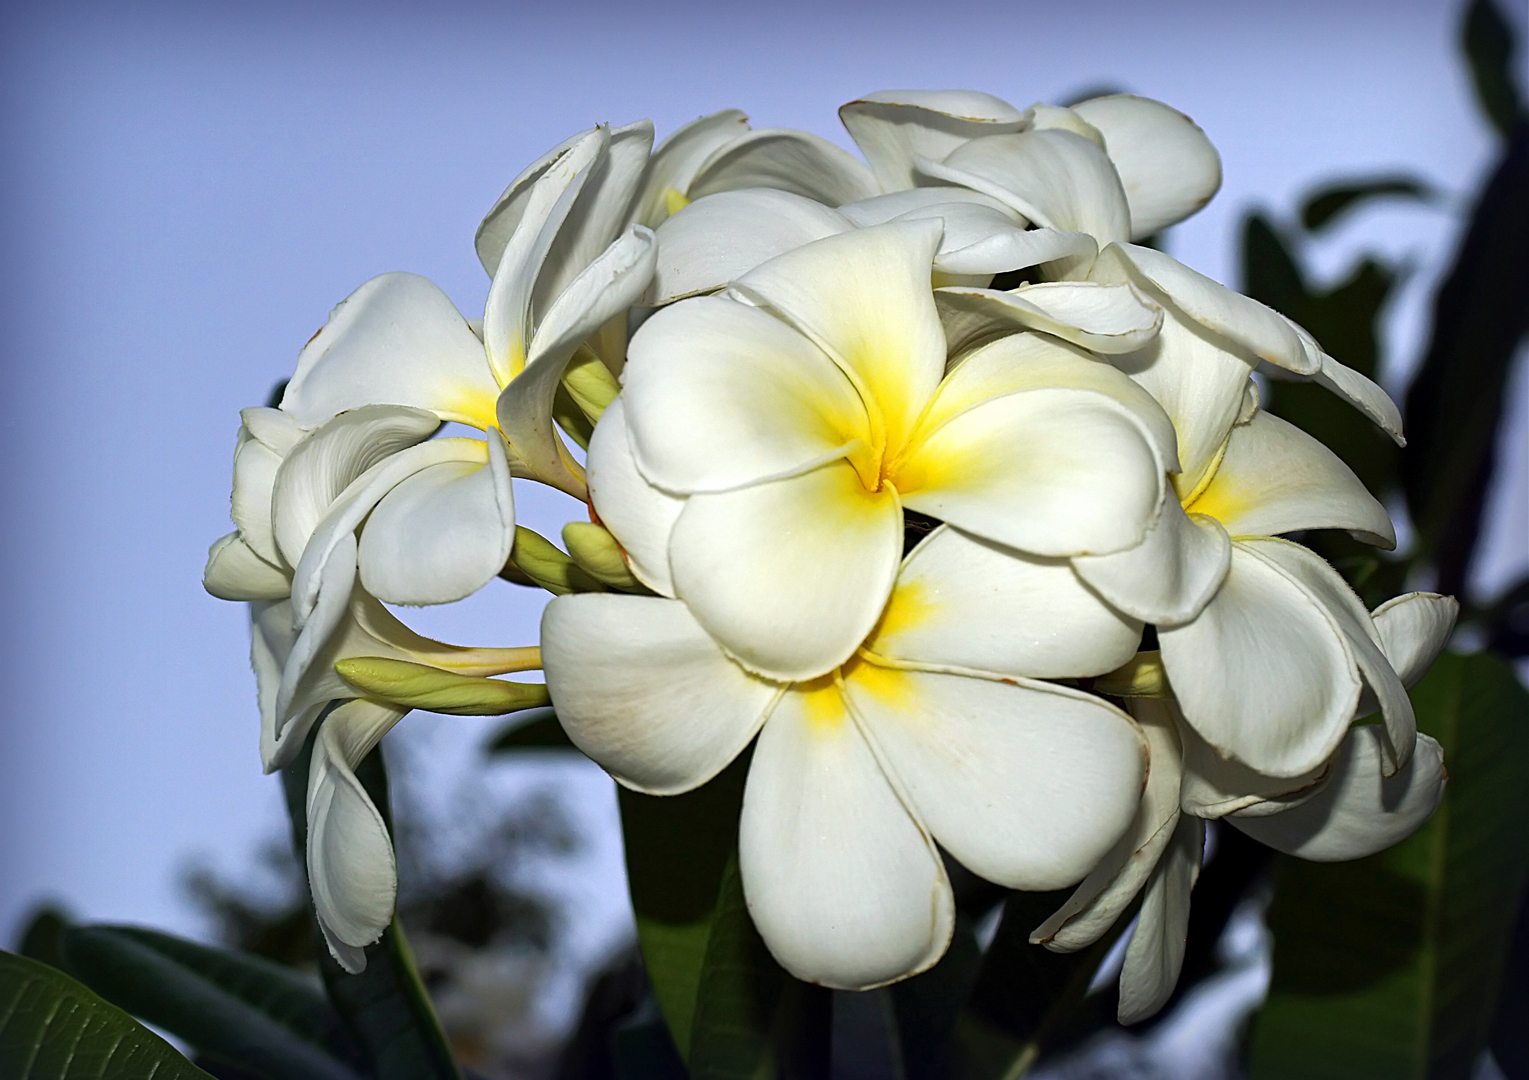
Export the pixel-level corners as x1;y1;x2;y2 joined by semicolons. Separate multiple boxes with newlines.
1036;591;1455;1023
541;396;1152;989
617;219;1177;681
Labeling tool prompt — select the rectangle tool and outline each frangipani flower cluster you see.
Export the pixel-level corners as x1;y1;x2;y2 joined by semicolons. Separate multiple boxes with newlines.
206;87;1454;1018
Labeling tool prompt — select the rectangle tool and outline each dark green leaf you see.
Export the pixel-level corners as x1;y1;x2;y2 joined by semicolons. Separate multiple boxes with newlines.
0;949;214;1079
58;926;364;1080
1300;177;1434;233
1463;0;1524;138
280;721;463;1080
617;751;750;1061
1247;651;1529;1079
17;906;71;971
890;916;984;1080
1402;125;1529;595
486;707;579;754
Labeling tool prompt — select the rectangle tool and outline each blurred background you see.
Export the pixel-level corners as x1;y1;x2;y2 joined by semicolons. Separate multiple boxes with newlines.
0;1;1525;1076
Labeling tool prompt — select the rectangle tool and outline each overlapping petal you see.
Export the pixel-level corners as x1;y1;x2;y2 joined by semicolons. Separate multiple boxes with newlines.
1372;592;1459;684
668;461;902;680
840;89;1031;192
1073;498;1231;626
845;660;1146;890
631;109;752;228
935;281;1161;357
739;682;952;989
1118;814;1203;1024
204;533;289;601
585;399;684;597
865;526;1141;678
540;594;778;794
686;129;879;206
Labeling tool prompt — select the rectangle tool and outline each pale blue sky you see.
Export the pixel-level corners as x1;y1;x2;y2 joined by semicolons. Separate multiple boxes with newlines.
1;0;1523;951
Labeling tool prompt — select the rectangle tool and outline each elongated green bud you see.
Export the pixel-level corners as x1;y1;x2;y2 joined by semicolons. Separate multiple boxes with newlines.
501;526;605;595
562;345;621;426
562;521;642;591
1092;650;1170;698
336;656;550;716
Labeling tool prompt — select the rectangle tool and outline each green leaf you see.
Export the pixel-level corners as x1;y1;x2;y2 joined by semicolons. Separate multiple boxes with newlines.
0;949;214;1079
57;926;364;1080
1462;0;1524;138
1402;125;1529;595
485;707;578;753
889;916;984;1080
1247;651;1529;1079
17;906;71;971
617;752;751;1061
280;722;463;1080
1299;178;1434;233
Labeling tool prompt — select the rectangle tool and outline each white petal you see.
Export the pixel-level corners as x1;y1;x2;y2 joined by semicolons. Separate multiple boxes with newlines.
1101;243;1316;375
1231;728;1445;861
936;281;1161;357
204;532;290;601
846;662;1146;890
240;405;306;457
668;461;901;681
307;703;407;971
924;330;1179;472
922;129;1132;246
276;533;359;731
498;225;657;497
1073;498;1232;626
475;126;601;275
1313;352;1405;445
482;128;609;384
734;221;948;456
540;594;776;794
1071;95;1222;239
358;434;514;606
231;427;286;566
1372;593;1459;686
271;408;440;569
897;386;1166;558
1188;411;1395;547
281;274;500;430
1118;814;1203;1024
622;295;869;495
1177;714;1326;820
739;683;952;989
1034;699;1183;951
646;188;850;305
687;128;879;206
1159;542;1360;778
1243;538;1414;772
586;398;684;596
839;90;1030;192
632;109;752;228
253;600;308;772
866;525;1141;679
837;185;1017;227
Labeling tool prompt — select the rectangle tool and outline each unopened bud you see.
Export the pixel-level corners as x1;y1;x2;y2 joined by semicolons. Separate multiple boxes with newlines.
562;521;643;591
336;656;550;716
501;526;605;595
1092;650;1170;698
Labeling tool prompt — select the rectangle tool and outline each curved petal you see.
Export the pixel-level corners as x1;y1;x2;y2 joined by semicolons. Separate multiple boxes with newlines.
1187;411;1395;547
1230;728;1445;861
739;683;953;989
1100;243;1316;375
632;109;752;228
733;220;948;456
358;434;514;606
687;128;879;206
1372;593;1459;686
839;90;1031;192
252;600;307;771
668;461;902;681
276;533;359;732
231;426;286;566
646;188;850;305
1178;712;1327;819
586;398;684;596
281;274;500;429
1244;538;1414;772
1159;541;1361;778
1313;351;1405;445
936;281;1161;357
241;405;307;456
922;129;1132;246
540;594;777;795
476;125;600;275
1034;698;1183;951
837;185;1018;226
271;406;440;569
204;532;290;601
498;225;658;497
307;701;408;972
622;295;869;494
846;661;1146;890
1071;95;1222;238
1118;814;1203;1024
1073;499;1232;626
866;525;1141;679
482;128;608;384
896;387;1166;558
